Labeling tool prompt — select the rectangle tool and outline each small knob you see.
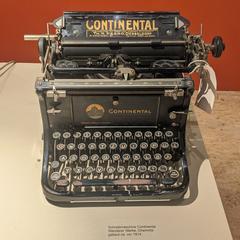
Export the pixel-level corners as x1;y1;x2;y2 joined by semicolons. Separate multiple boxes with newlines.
211;36;225;58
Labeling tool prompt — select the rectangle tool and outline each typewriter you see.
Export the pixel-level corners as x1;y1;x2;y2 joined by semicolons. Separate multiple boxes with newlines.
25;12;225;204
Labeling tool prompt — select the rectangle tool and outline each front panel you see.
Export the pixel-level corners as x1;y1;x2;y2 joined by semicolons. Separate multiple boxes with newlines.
72;95;160;126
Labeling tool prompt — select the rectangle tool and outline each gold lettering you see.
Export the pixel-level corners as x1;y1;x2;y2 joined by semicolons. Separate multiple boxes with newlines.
108;108;152;114
114;20;117;30
139;20;145;30
101;20;108;31
132;20;139;30
108;20;114;30
86;19;158;33
126;20;132;31
94;20;101;30
152;20;158;31
145;20;152;31
118;20;125;30
86;20;93;30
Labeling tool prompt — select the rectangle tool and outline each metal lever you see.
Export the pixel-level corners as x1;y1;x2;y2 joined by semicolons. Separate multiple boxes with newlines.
169;110;189;119
172;111;188;115
24;34;57;41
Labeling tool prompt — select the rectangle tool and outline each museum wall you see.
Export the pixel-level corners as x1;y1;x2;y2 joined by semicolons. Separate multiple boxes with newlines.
0;0;238;90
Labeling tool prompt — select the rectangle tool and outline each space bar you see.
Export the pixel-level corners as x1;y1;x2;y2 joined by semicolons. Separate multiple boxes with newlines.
78;179;156;186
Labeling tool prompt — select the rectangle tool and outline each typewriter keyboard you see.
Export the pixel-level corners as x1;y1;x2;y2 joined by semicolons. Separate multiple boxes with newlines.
47;128;185;195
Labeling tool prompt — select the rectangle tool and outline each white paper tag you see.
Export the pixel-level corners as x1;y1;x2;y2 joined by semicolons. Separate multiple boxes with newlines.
195;64;217;113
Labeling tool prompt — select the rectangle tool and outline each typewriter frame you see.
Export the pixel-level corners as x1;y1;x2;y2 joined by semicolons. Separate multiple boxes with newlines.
36;77;194;203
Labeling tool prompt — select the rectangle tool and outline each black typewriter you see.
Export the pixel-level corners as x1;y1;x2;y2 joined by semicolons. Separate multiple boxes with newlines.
25;12;225;204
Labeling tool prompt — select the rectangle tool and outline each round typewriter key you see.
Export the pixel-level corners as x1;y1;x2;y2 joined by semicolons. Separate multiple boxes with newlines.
73;167;83;174
52;132;61;139
119;142;127;150
50;172;61;181
164;153;172;161
171;142;179;149
79;154;88;162
93;131;101;138
107;166;115;174
78;143;86;150
91;154;99;161
153;153;161;161
130;142;138;150
63;132;71;139
56;143;65;151
117;166;125;174
69;154;78;162
122;153;130;161
72;180;82;187
132;153;141;161
112;154;121;161
96;166;104;174
124;131;132;138
67;143;75;150
114;131;122;138
140;142;148;150
154;130;163;138
128;165;136;173
148;165;157;173
59;154;67;162
144;131;152;138
158;165;168;173
73;132;81;138
99;143;107;150
88;143;97;150
56;179;69;187
150;142;158;149
170;170;180;179
135;131;143;138
161;142;169;149
104;131;112;138
165;130;174;138
83;131;91;139
63;167;72;174
138;165;147;173
143;153;152;161
51;161;60;169
109;142;118;150
85;166;94;174
102;154;110;161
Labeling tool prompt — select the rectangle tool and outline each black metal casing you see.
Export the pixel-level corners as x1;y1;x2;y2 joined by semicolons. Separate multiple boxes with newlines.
36;77;194;203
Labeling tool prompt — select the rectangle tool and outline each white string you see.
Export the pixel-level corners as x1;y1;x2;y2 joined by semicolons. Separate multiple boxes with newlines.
188;60;209;74
188;60;209;67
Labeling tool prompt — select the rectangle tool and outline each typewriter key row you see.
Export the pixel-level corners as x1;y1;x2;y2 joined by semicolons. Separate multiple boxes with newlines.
50;169;181;192
52;130;176;141
55;153;173;163
56;141;179;151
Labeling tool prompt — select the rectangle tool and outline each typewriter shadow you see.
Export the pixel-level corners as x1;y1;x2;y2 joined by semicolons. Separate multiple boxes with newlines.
52;113;206;208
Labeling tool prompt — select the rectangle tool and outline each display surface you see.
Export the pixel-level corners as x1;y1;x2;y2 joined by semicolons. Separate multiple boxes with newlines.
0;64;232;239
25;12;224;204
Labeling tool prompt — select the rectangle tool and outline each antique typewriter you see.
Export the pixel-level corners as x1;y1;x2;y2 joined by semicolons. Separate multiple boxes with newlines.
25;12;225;204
